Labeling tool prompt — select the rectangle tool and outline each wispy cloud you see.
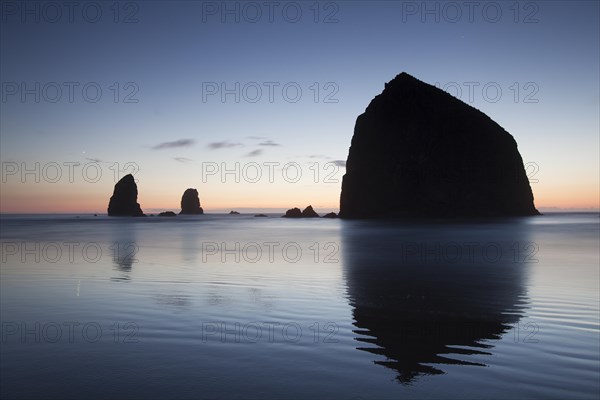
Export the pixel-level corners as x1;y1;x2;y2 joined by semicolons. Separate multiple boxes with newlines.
207;141;243;150
259;140;281;147
152;139;195;150
85;157;104;163
332;160;346;167
245;149;263;157
174;157;193;163
306;154;332;160
246;136;268;140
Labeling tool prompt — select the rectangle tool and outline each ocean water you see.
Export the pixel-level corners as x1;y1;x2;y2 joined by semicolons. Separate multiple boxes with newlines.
0;213;598;399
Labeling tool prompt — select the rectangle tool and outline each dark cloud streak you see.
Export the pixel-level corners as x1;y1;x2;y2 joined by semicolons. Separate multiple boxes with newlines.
207;141;243;150
153;139;196;150
259;140;281;147
245;149;263;157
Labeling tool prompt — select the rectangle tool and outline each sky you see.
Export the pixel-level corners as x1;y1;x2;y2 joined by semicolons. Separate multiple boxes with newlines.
1;0;598;213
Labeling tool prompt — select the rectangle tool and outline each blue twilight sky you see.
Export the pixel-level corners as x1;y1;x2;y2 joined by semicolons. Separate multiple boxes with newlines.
1;0;598;213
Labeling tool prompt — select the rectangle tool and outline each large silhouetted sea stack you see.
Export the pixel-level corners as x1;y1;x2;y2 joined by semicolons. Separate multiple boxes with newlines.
107;174;144;216
180;189;204;214
339;72;539;218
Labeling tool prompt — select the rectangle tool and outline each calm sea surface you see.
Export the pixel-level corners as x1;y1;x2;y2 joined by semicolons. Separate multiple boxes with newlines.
1;213;598;399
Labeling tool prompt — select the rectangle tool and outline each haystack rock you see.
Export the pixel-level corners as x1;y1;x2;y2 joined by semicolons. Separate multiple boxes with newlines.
107;174;144;216
180;189;204;214
339;72;539;218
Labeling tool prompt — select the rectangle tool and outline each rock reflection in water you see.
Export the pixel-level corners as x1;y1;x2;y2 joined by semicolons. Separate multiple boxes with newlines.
342;220;532;383
110;224;138;282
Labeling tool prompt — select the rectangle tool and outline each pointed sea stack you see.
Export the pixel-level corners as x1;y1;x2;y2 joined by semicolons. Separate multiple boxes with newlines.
107;174;144;216
301;205;319;218
339;72;539;218
180;189;204;214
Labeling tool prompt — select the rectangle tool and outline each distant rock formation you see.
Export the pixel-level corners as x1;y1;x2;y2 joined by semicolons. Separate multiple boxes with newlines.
158;211;177;217
229;211;240;215
180;189;204;215
107;174;144;217
282;205;320;218
282;207;302;218
340;72;539;218
322;212;338;218
301;205;319;218
254;214;268;217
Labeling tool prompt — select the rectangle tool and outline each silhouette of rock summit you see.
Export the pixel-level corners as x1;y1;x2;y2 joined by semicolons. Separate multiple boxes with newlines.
107;174;144;216
301;205;319;218
282;207;302;218
340;72;539;218
180;189;204;214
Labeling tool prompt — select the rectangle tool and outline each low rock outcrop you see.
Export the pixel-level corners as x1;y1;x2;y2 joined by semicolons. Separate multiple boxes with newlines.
282;206;320;218
282;207;302;218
